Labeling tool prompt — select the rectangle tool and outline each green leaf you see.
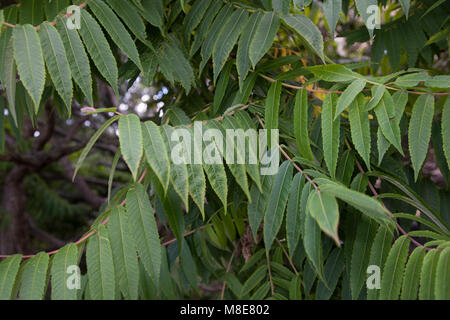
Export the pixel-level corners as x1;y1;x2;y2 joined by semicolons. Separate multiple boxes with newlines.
249;12;281;68
316;248;344;300
394;72;430;87
158;36;195;93
119;114;143;182
212;60;233;116
434;247;449;300
87;0;142;71
105;0;147;41
264;161;293;253
189;0;223;56
241;265;267;297
286;172;305;256
265;81;282;149
348;94;371;169
304;191;324;279
322;93;340;178
374;90;404;155
213;8;248;83
183;0;212;41
442;97;450;168
108;206;139;300
140;0;164;31
323;0;341;35
350;216;378;299
73;115;120;180
39;22;73;114
367;226;394;300
272;0;290;14
354;0;378;37
408;94;434;181
425;75;450;89
19;252;49;300
186;126;207;217
401;247;426;300
3;38;17;126
399;0;410;17
86;224;115;300
307;64;361;82
366;84;385;111
161;125;189;209
0;254;22;300
50;243;78;300
79;10;118;97
142;121;170;193
200;4;234;73
393;89;408;123
419;249;440;300
319;181;393;227
294;88;314;161
379;235;410;300
335;79;366;119
126;184;161;287
237;11;262;87
377;127;390;165
56;17;93;106
13;24;45;113
282;14;325;62
249;174;274;240
308;190;340;246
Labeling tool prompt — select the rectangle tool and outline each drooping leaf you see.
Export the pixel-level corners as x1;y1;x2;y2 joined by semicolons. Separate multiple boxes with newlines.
86;224;115;300
79;10;118;97
316;248;344;300
249;174;274;241
118;114;143;182
366;226;394;300
348;94;371;169
3;38;17;125
105;0;147;41
419;249;440;300
107;206;139;300
265;81;282;149
335;79;366;120
322;93;340;178
400;247;426;300
126;184;161;288
0;254;22;300
379;235;410;300
286;172;305;256
323;0;342;35
350;216;378;299
264;161;293;253
282;14;325;62
408;94;434;181
19;252;49;300
249;12;281;68
354;0;378;37
50;243;78;300
308;190;340;246
434;247;449;300
294;89;314;161
161;125;189;209
142;121;170;193
212;9;248;83
56;17;93;106
237;11;262;87
13;25;45;113
87;0;142;71
39;22;73;114
374;90;404;155
183;0;212;41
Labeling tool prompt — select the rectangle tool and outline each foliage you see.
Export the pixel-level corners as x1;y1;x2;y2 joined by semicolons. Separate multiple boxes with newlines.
0;0;449;300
